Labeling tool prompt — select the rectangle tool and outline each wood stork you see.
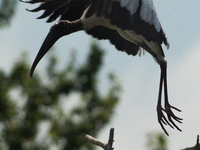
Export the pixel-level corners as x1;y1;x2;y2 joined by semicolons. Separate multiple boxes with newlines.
20;0;182;135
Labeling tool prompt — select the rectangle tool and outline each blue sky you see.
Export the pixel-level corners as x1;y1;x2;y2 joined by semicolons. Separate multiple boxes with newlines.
1;0;200;149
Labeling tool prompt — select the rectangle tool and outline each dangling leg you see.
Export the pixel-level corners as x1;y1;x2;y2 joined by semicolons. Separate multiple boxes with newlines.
163;61;182;131
157;62;171;136
157;61;182;135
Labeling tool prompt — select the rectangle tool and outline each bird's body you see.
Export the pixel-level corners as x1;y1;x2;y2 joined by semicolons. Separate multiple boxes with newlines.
83;0;167;63
21;0;182;135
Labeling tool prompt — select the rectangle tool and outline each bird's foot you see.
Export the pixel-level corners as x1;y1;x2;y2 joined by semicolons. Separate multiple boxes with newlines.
157;104;182;136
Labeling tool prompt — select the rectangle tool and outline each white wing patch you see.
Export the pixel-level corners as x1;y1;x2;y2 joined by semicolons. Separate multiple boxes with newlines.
140;0;161;32
114;0;140;15
113;0;161;32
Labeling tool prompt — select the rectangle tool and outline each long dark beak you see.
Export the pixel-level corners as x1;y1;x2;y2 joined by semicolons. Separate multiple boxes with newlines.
30;23;65;77
30;20;83;77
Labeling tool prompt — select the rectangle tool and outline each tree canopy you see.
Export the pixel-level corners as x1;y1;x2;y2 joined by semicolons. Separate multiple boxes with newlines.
0;0;17;28
0;43;121;150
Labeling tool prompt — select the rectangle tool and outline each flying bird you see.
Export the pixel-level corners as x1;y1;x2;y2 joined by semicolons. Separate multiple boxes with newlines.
20;0;182;135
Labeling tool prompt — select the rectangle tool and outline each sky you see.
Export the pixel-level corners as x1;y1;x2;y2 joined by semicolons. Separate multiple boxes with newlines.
1;0;200;149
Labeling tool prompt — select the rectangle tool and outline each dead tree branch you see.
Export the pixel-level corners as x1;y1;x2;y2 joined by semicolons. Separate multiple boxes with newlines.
182;135;200;150
85;128;114;150
85;128;199;150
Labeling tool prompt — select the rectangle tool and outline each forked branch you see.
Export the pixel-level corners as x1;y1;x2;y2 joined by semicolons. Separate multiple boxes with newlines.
85;129;199;150
85;128;114;150
182;135;200;150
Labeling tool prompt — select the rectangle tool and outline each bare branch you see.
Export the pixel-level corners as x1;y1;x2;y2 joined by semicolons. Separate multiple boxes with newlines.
85;129;199;150
85;128;114;150
85;134;106;149
182;135;200;150
105;128;114;150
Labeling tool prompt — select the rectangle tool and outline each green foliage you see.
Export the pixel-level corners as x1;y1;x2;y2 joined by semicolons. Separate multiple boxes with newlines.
0;43;121;150
0;0;17;28
146;132;168;150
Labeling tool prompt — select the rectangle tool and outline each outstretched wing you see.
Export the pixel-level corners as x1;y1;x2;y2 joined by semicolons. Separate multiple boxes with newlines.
24;0;91;21
21;0;141;56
